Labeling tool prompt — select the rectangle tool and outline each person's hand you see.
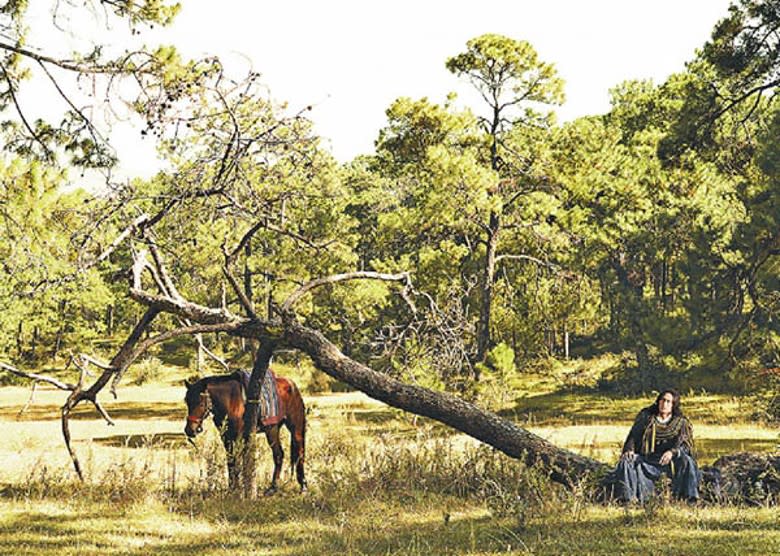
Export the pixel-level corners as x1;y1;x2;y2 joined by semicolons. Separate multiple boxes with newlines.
659;450;674;466
621;450;635;462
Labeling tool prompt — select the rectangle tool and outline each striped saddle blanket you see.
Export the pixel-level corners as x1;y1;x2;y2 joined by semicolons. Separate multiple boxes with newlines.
235;369;284;426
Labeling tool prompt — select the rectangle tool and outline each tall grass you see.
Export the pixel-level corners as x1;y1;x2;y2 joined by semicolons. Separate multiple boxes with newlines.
4;427;779;555
1;373;779;554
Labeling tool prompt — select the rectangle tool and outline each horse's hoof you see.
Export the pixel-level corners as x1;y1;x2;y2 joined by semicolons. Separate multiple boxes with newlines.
263;486;278;497
300;485;308;495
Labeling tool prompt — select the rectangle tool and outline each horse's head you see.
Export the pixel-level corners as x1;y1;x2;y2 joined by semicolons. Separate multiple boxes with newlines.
183;377;211;438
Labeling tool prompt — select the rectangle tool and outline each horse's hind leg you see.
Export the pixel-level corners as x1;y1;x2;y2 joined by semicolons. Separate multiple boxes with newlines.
287;418;307;493
223;436;240;491
264;426;283;496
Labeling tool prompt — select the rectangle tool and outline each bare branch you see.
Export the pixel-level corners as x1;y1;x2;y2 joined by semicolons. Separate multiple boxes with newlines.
194;333;231;372
225;221;265;266
76;354;114;371
221;263;258;319
16;381;39;418
282;271;415;313
92;399;115;426
129;285;239;326
146;236;183;301
91;213;150;268
131;249;151;290
0;62;53;159
220;236;258;319
714;78;780;121
130;322;244;363
0;362;76;391
61;396;83;480
36;58;114;166
265;221;336;251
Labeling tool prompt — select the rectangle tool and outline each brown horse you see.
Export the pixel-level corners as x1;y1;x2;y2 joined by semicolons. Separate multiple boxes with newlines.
183;370;307;495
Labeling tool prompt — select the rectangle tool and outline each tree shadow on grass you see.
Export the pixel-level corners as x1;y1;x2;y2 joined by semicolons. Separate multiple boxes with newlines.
4;401;185;422
0;510;124;554
90;432;188;449
134;502;780;555
500;388;760;428
3;494;779;555
499;390;642;426
91;402;184;421
124;506;508;555
695;438;779;463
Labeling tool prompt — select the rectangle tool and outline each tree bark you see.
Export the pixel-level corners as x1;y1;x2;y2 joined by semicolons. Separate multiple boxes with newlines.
241;340;275;498
243;242;253;312
282;317;606;486
106;305;114;336
477;214;500;363
16;321;23;358
60;308;161;479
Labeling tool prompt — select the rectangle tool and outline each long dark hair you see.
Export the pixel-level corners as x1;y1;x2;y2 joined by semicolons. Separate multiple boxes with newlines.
646;388;682;417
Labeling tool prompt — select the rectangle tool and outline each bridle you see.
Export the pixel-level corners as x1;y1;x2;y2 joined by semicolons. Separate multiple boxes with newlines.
187;388;212;433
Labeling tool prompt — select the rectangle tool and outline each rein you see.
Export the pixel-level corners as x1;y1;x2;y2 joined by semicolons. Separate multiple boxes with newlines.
187;389;212;426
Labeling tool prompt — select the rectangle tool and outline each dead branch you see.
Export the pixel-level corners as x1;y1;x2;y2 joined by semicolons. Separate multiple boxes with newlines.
221;264;258;319
17;381;38;418
0;62;53;160
92;214;151;268
194;332;231;372
75;354;114;371
146;237;184;302
0;362;76;391
281;271;415;313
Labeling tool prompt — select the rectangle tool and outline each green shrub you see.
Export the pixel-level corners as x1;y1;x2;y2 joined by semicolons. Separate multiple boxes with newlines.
129;356;165;385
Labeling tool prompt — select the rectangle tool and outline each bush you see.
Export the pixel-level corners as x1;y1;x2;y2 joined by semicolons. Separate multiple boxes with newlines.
129;356;165;385
476;343;517;410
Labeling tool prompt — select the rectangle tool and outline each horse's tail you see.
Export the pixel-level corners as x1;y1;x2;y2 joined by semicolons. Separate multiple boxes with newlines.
287;379;306;475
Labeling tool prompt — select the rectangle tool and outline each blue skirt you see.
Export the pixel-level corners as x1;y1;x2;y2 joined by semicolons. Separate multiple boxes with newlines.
614;452;700;503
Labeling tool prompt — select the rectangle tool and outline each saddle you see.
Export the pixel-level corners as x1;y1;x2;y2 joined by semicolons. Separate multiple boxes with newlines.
233;369;283;426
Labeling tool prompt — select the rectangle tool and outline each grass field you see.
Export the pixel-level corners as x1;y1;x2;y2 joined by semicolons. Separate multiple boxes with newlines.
0;363;778;555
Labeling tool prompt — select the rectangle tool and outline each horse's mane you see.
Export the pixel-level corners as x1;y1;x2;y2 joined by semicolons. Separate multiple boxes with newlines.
186;373;244;400
205;373;242;384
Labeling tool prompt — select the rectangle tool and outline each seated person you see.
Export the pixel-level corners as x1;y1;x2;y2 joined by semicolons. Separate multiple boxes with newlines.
615;388;700;503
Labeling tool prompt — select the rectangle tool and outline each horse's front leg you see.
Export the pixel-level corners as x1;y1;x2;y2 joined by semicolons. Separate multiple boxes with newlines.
223;435;240;491
264;426;284;496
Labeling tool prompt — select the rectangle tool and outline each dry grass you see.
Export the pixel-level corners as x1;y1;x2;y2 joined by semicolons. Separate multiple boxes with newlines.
0;365;778;554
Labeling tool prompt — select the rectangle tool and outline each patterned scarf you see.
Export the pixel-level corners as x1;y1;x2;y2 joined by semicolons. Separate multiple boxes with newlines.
640;413;693;456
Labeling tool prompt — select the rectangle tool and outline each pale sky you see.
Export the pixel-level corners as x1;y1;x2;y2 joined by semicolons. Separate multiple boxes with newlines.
26;0;735;180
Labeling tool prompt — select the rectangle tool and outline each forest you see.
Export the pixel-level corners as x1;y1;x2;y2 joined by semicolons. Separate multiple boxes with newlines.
0;1;778;554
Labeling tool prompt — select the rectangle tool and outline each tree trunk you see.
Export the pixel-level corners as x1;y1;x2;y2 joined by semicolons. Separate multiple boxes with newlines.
282;318;606;486
477;214;500;363
31;325;39;360
16;321;23;358
51;328;64;359
51;300;67;359
241;340;275;499
11;270;774;502
195;334;204;373
243;242;253;308
612;257;652;384
106;305;115;336
661;258;668;311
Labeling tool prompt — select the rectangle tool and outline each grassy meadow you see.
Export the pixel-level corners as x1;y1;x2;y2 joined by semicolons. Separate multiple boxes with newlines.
0;360;778;555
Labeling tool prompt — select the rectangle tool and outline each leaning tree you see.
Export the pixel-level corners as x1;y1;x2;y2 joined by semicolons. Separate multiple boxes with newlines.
1;0;778;503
